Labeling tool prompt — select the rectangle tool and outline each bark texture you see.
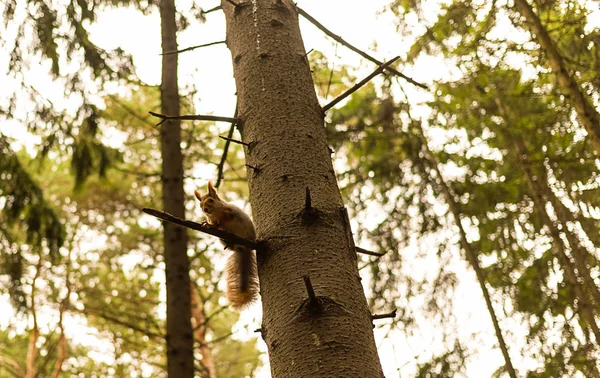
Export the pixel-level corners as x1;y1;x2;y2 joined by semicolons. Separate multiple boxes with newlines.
513;0;600;156
159;0;194;375
222;1;383;376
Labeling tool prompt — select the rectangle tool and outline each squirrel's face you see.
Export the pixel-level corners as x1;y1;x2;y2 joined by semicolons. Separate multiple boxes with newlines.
200;196;217;215
195;181;221;218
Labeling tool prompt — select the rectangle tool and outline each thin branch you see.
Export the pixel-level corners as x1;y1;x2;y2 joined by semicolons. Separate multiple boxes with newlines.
142;208;260;250
202;5;222;15
216;103;238;188
219;136;248;146
149;111;238;126
162;40;226;56
107;94;157;129
372;309;397;320
323;56;400;111
355;246;386;257
197;332;234;347
297;7;427;90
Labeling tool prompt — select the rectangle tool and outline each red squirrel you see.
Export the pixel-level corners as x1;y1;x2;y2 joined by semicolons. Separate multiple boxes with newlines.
194;182;259;309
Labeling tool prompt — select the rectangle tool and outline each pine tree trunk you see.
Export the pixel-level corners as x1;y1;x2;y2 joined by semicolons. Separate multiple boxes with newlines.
222;1;383;376
494;95;600;343
159;0;194;376
513;0;600;156
417;124;518;378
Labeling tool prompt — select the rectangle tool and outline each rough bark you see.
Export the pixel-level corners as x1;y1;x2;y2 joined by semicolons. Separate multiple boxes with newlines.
513;0;600;156
190;283;217;378
495;96;600;343
417;124;518;378
222;1;383;376
159;0;194;375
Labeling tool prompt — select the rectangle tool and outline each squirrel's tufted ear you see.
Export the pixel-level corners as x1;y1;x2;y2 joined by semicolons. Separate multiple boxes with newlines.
194;189;203;201
207;181;218;197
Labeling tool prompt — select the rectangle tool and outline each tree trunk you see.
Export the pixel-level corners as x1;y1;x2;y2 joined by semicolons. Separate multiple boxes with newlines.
494;95;600;343
191;283;217;378
221;1;383;376
513;0;600;157
24;261;42;378
159;0;194;376
417;124;518;378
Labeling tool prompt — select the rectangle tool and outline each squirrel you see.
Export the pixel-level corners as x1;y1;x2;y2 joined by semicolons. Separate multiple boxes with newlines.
194;181;259;309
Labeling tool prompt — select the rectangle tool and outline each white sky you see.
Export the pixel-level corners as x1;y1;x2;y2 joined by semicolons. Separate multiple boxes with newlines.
0;0;565;376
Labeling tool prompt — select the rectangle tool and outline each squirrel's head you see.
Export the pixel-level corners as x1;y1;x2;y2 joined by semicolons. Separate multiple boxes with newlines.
194;181;221;216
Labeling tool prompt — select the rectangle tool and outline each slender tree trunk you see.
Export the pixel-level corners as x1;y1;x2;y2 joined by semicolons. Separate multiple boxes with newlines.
513;0;600;156
24;261;42;378
417;124;518;378
159;0;194;375
494;96;600;343
545;192;600;309
191;283;217;378
222;1;383;376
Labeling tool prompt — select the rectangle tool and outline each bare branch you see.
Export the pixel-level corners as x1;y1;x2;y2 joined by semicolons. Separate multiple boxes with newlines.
355;247;386;257
219;135;248;146
216;103;238;188
202;5;223;15
298;7;427;90
162;40;226;56
148;111;238;126
371;309;397;320
142;208;260;250
323;56;400;111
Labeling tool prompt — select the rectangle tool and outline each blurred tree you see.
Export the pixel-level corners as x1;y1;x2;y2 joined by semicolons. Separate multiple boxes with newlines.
321;0;600;375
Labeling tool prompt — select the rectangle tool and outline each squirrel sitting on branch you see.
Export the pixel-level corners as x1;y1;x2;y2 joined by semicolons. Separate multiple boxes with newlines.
194;181;259;309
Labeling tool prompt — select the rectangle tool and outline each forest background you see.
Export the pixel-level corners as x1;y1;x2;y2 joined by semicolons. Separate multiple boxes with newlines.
1;0;599;377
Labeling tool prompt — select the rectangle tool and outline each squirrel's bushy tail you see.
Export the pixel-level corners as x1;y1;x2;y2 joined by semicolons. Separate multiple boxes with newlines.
226;246;259;309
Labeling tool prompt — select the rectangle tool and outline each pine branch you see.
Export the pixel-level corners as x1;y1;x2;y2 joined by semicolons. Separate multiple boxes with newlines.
298;7;427;90
323;56;400;111
162;40;226;56
149;111;238;127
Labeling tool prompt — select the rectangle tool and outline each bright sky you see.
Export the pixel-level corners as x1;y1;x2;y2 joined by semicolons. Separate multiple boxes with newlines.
0;0;542;377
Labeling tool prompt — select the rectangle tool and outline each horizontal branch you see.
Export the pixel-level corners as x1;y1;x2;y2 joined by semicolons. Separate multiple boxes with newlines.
149;111;238;126
142;208;260;250
162;40;226;56
355;247;386;257
298;7;427;90
144;209;382;257
371;309;397;320
323;56;400;111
